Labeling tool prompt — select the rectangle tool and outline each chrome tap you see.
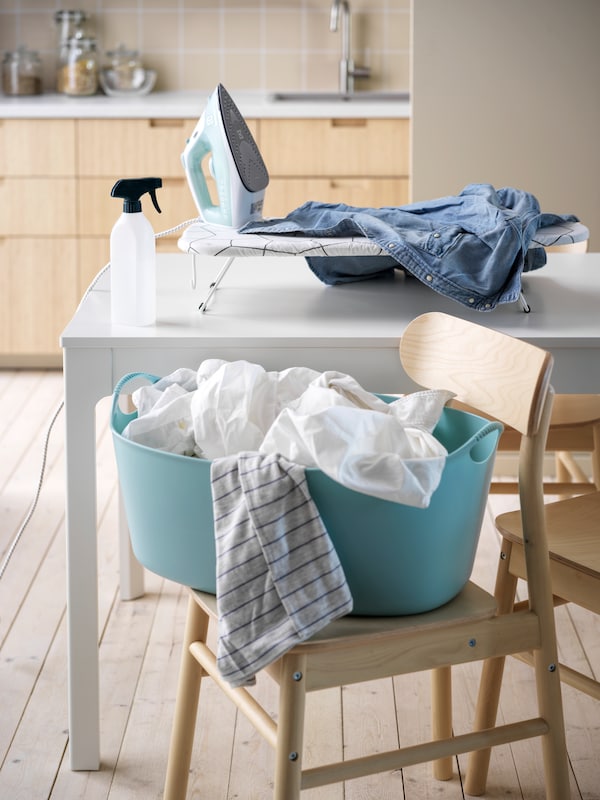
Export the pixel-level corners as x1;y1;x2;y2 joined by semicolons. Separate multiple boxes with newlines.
329;0;370;94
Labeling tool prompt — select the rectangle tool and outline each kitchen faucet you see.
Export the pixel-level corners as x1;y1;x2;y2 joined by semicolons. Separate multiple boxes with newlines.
329;0;370;94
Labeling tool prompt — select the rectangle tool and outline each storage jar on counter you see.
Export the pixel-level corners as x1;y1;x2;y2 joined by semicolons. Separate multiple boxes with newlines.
57;33;99;96
55;9;89;47
2;47;43;96
103;45;145;91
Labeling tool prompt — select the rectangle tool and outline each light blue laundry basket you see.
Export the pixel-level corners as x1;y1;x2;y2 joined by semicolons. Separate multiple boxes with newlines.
111;372;502;616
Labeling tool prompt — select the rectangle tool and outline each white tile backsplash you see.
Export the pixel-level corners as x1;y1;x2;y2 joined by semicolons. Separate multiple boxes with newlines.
1;1;410;94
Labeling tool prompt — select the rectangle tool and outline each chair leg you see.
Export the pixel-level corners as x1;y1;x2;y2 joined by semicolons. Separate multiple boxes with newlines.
465;540;519;797
273;652;308;800
532;617;571;799
592;422;600;488
555;451;573;484
163;593;210;800
431;666;453;780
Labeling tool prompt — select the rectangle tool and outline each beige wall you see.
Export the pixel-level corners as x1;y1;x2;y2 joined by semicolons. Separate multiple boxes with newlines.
411;0;600;250
0;1;411;94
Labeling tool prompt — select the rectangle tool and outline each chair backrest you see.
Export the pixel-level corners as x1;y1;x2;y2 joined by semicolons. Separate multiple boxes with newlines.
401;312;557;613
399;312;553;437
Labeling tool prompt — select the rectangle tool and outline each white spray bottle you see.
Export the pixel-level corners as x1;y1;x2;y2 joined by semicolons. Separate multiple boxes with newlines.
110;177;162;326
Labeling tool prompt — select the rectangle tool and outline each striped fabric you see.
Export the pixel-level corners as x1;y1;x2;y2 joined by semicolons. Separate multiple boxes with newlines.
211;452;353;688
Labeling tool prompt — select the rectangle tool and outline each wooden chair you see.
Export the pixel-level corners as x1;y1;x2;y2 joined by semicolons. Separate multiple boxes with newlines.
465;488;600;795
162;311;570;800
455;394;600;495
492;394;600;495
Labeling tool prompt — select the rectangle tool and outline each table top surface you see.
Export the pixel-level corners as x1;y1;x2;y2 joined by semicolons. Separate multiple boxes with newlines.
61;252;600;350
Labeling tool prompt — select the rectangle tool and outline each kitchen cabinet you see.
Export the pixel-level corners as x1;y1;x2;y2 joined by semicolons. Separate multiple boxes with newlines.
0;238;79;357
0;119;78;364
258;118;410;215
77;118;200;250
0;115;409;364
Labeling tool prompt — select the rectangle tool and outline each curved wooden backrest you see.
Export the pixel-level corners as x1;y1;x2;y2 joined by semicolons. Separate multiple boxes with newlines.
400;312;553;436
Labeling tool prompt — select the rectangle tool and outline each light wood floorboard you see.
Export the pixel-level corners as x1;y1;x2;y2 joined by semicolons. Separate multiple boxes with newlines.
0;370;598;799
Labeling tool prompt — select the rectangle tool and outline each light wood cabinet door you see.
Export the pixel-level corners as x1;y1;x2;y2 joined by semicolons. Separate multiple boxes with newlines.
77;118;196;178
0;237;78;356
263;177;410;217
0;119;76;176
0;178;78;236
78;237;110;297
259;118;410;177
77;118;259;179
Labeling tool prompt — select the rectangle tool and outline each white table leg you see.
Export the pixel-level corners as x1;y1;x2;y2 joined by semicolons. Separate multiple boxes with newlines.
63;348;111;770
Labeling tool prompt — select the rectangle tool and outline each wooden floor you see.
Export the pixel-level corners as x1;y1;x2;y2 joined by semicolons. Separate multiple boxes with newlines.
0;369;598;800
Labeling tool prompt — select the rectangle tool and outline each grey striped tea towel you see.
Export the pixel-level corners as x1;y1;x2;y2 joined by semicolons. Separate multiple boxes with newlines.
211;451;353;688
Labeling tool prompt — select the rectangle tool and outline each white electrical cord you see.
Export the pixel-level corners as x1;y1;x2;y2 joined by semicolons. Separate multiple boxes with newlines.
0;401;64;580
0;216;202;580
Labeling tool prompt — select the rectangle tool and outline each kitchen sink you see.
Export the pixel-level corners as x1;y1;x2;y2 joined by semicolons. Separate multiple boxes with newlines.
270;91;409;103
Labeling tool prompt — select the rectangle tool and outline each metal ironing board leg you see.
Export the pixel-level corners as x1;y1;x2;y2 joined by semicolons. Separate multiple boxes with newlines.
198;255;236;312
518;291;531;313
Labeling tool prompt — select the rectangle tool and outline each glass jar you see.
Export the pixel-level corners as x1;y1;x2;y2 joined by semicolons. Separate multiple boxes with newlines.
57;33;98;96
104;45;144;91
2;46;43;96
54;9;88;48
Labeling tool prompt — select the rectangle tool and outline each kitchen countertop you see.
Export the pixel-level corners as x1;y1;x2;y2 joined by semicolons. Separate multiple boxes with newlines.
0;90;410;120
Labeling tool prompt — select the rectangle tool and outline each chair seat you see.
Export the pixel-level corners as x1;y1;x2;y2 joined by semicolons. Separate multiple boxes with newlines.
194;580;497;648
496;491;600;613
193;583;501;691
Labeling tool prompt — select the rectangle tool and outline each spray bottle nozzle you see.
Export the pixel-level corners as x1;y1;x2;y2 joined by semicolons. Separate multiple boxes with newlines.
111;177;163;213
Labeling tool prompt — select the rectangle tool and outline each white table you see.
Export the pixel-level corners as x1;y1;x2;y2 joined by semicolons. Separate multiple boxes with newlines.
61;251;600;770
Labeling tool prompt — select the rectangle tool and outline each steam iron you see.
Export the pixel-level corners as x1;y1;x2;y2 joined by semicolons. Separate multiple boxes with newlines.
181;84;269;228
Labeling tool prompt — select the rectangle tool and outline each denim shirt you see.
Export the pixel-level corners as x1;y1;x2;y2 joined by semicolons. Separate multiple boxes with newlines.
241;184;579;311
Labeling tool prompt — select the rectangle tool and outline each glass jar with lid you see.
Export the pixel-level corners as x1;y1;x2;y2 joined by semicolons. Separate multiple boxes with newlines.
55;9;89;48
104;45;144;91
57;32;98;96
2;46;43;96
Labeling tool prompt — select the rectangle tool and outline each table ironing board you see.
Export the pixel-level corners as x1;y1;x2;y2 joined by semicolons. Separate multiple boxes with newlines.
177;219;590;313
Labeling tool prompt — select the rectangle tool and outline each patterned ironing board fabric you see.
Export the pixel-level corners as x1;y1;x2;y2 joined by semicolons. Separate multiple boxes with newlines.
177;219;589;313
177;220;589;258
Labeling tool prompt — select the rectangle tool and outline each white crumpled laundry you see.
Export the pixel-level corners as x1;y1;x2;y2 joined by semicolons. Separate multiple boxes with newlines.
123;360;455;507
191;359;323;458
261;385;454;507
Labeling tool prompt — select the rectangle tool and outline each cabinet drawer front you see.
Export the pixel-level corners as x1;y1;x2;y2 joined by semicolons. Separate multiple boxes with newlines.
0;119;76;176
78;118;195;177
0;237;78;355
77;118;259;178
263;177;410;217
260;119;410;177
0;178;77;236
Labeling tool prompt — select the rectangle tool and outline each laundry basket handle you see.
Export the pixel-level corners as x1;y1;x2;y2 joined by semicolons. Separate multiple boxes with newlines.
468;420;503;464
111;372;161;432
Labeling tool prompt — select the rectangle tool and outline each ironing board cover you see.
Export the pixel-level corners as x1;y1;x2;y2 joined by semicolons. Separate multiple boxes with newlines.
178;220;589;259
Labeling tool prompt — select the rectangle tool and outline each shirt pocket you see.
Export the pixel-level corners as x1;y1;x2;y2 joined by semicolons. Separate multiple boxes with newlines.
418;225;465;257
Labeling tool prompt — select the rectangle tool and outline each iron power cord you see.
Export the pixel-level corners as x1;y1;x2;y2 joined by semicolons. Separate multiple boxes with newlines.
0;217;201;580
